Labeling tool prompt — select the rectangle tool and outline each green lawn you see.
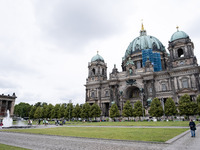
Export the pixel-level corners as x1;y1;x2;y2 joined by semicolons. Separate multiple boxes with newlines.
2;127;188;142
0;143;29;150
65;121;195;127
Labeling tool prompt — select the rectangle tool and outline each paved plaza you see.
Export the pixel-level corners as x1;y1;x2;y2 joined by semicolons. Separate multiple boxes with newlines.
0;125;199;150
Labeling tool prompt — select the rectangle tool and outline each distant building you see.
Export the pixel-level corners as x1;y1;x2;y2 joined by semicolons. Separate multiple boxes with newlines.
0;93;17;119
85;24;200;117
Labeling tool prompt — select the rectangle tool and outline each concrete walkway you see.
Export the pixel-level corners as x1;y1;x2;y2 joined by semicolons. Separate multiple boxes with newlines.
0;125;199;150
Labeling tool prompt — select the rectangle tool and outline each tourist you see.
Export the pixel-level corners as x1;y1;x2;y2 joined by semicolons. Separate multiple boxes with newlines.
38;119;41;125
189;119;196;137
0;122;3;129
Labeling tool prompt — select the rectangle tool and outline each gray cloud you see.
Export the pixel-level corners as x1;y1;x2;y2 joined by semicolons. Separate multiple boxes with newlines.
33;0;133;52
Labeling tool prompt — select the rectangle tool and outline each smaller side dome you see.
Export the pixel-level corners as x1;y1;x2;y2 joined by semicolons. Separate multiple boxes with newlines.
170;29;189;42
91;52;104;62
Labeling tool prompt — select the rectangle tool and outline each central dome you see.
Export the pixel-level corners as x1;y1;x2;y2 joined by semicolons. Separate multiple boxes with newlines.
124;28;165;59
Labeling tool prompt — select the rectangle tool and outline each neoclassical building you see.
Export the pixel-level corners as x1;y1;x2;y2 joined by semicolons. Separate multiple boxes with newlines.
85;25;200;117
0;93;17;119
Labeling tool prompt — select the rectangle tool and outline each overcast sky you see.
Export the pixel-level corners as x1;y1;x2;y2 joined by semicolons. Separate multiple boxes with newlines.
0;0;200;105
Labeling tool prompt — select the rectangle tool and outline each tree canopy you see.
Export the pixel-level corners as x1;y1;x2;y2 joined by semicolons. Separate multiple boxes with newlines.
164;97;177;117
122;100;133;120
133;100;143;120
178;94;198;117
149;98;163;118
109;103;120;119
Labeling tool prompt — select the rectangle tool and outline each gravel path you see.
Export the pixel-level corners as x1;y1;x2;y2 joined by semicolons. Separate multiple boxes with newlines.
0;125;199;150
0;132;166;150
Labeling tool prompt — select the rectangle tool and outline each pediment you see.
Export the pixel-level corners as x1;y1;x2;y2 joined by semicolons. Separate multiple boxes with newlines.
177;88;196;93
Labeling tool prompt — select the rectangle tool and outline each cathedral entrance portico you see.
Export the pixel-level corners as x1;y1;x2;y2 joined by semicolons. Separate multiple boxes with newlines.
125;86;141;101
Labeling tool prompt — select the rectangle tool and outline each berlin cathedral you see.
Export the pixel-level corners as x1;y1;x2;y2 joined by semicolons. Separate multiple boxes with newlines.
85;24;200;117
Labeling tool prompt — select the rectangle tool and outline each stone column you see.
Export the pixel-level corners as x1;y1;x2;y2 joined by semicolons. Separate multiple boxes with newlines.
98;87;101;108
10;101;15;116
176;77;180;89
151;80;156;98
195;73;200;91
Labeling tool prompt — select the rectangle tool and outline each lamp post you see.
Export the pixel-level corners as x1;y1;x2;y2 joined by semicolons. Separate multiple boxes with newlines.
140;88;145;119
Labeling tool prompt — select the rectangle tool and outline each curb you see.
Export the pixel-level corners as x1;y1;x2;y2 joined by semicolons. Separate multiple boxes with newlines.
165;124;200;144
165;129;190;144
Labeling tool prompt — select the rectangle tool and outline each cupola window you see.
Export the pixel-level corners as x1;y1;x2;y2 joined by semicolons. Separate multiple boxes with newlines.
178;48;184;57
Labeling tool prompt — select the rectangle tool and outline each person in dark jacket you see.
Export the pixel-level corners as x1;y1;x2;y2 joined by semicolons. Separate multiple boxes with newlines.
189;119;196;137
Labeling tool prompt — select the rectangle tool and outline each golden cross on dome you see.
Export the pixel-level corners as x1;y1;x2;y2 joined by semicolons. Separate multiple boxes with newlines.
176;26;179;31
141;19;144;31
97;51;99;54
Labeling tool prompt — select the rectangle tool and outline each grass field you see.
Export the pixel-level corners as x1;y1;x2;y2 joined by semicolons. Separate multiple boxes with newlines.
0;143;29;150
64;121;196;127
2;127;188;142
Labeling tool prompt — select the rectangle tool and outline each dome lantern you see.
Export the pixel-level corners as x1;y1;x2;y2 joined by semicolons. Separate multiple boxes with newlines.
170;27;189;42
91;51;104;62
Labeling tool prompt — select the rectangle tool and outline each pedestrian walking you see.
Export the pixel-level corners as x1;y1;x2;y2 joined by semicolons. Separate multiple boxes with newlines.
189;119;196;137
0;122;3;129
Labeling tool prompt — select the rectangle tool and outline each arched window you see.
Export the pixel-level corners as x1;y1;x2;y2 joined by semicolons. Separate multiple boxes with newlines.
105;91;109;97
102;68;104;75
149;87;152;93
135;44;140;51
178;48;184;57
152;42;157;50
182;79;188;88
162;84;167;91
137;61;141;69
92;68;95;75
91;92;95;98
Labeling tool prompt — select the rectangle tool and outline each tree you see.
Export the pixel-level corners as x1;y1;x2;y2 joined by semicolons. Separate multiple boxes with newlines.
90;104;101;121
164;97;177;118
178;94;198;118
64;103;74;120
34;107;42;119
34;102;42;107
122;100;133;120
72;104;82;121
14;102;31;118
133;100;143;120
109;103;120;120
53;104;61;119
196;94;200;104
149;98;163;118
41;104;48;119
81;103;91;120
58;104;66;119
29;105;36;119
46;104;54;119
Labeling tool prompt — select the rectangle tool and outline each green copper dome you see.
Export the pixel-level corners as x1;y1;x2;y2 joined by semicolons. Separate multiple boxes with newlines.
124;29;165;59
91;53;104;62
170;30;189;42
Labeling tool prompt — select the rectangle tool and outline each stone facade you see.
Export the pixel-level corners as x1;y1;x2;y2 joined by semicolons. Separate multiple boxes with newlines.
85;27;200;117
0;93;17;119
